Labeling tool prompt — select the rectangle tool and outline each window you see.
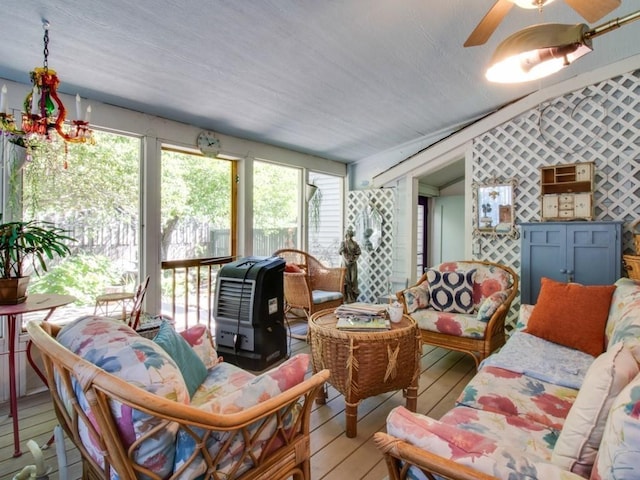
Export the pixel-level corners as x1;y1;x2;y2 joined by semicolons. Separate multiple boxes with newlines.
160;150;233;260
20;131;142;315
308;172;342;267
253;160;299;255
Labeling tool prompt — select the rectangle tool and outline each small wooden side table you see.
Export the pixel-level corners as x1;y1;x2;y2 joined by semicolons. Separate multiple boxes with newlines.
309;308;421;437
0;293;76;457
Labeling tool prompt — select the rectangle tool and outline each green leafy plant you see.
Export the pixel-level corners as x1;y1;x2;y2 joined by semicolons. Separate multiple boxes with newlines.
0;219;76;279
30;254;120;305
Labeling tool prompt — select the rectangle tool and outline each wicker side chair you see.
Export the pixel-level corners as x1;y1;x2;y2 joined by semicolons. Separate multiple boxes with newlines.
274;249;346;326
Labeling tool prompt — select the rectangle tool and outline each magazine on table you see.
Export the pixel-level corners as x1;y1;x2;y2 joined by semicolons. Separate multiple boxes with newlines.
335;302;388;318
335;316;390;331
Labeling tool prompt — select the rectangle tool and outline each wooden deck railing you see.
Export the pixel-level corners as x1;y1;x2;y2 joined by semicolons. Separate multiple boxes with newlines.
160;256;235;330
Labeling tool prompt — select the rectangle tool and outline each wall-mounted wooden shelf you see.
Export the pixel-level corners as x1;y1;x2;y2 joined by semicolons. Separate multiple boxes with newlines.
540;162;594;221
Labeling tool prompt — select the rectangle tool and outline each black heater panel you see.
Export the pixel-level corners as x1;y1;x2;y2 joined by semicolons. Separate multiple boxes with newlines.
214;256;286;371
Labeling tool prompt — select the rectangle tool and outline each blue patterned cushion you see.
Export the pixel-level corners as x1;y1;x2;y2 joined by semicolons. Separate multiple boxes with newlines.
312;290;343;304
426;269;476;314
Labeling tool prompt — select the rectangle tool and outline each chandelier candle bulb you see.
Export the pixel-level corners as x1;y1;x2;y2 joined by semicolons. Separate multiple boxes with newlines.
84;105;91;123
31;86;39;115
75;94;81;120
0;84;6;114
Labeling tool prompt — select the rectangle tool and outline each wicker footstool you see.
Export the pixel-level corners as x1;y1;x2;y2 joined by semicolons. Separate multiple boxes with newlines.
309;308;421;437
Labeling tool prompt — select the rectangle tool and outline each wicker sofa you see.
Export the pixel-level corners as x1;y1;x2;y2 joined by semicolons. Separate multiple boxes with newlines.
28;315;329;480
397;260;518;368
375;277;640;479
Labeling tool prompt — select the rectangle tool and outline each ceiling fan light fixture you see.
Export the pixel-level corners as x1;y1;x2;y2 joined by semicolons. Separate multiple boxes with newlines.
510;0;556;10
485;23;592;83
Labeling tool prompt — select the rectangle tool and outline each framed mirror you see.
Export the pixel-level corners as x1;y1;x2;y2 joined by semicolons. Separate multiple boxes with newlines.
355;205;383;252
473;178;518;238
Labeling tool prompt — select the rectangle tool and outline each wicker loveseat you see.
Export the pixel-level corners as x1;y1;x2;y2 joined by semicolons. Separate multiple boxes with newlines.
28;315;329;480
397;260;518;368
376;277;640;479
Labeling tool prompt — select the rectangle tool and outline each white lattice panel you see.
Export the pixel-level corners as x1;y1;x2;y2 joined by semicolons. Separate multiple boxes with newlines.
346;189;395;303
473;69;640;329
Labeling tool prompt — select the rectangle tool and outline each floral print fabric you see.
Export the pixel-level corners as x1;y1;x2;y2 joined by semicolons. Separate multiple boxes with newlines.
591;372;640;479
173;354;310;479
412;309;488;339
457;366;578;430
404;281;429;313
605;277;640;348
386;406;585;480
57;315;188;479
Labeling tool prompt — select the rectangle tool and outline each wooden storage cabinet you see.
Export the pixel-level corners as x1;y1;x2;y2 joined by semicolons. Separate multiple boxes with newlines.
520;221;622;304
540;162;594;221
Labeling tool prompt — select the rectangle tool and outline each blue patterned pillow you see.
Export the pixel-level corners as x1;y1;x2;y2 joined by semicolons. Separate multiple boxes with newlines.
426;269;476;314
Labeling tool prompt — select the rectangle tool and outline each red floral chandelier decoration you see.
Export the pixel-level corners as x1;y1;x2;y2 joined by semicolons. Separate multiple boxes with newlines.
0;21;94;146
21;21;94;144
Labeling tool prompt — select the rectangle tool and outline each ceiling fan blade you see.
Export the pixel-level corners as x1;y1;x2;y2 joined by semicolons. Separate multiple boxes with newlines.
563;0;621;23
464;0;515;47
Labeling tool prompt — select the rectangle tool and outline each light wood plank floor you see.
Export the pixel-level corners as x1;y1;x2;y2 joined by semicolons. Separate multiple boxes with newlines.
1;323;475;480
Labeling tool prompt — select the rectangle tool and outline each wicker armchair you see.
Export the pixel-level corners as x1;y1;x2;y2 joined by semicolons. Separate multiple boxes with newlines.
397;260;518;368
274;249;346;320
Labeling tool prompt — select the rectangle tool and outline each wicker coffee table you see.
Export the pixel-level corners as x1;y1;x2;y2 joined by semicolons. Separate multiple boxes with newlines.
309;308;421;437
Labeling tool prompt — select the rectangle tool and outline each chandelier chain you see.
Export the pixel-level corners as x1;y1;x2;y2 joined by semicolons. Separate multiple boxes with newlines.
43;25;49;73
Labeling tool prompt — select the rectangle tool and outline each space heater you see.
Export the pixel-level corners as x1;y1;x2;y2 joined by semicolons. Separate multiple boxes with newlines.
214;256;287;371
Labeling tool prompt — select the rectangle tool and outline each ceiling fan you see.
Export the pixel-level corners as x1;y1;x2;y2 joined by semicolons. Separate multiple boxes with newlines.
464;0;621;47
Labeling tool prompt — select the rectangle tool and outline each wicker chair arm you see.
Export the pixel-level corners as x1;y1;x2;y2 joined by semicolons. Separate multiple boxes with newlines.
373;432;498;480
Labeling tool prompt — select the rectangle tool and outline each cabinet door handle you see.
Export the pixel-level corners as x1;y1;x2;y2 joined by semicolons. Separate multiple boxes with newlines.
560;268;567;274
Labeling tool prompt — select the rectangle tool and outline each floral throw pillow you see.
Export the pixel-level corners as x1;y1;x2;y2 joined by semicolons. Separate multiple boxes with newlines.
403;281;429;313
180;324;221;369
426;269;476;314
476;290;508;323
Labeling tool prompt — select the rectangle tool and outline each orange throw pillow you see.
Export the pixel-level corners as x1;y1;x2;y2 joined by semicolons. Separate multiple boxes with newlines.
526;277;616;357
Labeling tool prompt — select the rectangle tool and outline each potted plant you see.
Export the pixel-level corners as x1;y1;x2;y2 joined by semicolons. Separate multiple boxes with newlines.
0;219;75;304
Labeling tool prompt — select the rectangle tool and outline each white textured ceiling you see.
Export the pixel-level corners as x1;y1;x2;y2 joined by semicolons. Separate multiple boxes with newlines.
1;1;639;169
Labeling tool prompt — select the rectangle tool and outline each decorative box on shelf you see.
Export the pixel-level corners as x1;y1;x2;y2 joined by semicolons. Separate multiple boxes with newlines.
540;162;594;221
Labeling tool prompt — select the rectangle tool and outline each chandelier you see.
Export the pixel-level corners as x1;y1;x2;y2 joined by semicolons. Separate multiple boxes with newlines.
0;21;94;144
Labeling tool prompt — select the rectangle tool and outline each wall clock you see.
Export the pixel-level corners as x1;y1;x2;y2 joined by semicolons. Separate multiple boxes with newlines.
197;130;221;157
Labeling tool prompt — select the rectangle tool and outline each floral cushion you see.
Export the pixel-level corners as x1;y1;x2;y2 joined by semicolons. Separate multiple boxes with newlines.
191;361;256;407
386;406;584;479
458;366;578;430
605;277;640;348
426;268;476;313
57;315;188;479
439;406;559;456
411;309;488;339
591;371;640;480
516;303;535;331
173;354;310;479
553;341;640;477
476;290;509;323
404;281;429;313
179;323;221;369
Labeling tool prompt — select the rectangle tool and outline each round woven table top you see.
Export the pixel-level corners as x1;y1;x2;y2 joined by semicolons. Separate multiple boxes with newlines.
309;307;416;340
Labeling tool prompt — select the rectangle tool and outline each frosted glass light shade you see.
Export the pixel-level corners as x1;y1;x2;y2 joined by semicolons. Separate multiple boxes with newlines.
486;23;592;83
